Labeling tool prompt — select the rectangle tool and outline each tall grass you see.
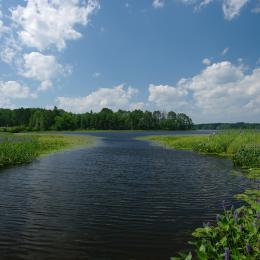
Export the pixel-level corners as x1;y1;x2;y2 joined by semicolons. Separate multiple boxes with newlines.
0;134;94;168
144;130;260;168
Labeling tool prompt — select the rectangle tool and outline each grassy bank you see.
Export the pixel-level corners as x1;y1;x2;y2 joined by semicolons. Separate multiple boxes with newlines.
141;131;260;259
0;133;95;168
142;130;260;168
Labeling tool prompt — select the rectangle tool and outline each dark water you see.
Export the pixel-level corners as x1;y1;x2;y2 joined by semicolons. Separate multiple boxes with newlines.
0;131;251;260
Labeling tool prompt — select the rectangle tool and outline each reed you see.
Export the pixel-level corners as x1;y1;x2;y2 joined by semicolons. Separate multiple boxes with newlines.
0;134;94;168
143;130;260;168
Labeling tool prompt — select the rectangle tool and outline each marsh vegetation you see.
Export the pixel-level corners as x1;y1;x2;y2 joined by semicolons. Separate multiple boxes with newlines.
143;130;260;168
0;133;94;168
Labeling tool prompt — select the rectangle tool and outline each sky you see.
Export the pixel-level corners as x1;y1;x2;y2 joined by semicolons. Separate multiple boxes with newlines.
0;0;260;123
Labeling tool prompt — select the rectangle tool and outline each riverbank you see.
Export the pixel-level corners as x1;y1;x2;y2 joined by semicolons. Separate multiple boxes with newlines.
141;131;260;259
141;130;260;169
0;133;95;168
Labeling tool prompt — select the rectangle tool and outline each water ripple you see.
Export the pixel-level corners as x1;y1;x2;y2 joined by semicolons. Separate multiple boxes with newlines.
0;131;252;260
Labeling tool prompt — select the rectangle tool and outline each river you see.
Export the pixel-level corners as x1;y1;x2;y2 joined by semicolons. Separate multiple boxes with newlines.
0;131;251;259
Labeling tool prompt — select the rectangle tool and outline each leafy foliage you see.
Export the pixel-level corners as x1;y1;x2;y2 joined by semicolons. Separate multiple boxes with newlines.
145;130;260;168
0;134;94;168
172;189;260;260
0;107;193;131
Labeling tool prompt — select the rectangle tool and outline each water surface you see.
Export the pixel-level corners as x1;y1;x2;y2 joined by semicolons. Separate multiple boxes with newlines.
0;131;251;259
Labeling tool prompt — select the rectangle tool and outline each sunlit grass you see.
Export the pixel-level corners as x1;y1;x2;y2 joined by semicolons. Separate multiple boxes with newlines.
0;134;95;168
142;130;260;168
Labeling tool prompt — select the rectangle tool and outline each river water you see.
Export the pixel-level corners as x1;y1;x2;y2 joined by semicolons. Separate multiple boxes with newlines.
0;131;251;259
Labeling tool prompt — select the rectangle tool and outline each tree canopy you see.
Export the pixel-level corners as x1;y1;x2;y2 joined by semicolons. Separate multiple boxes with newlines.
0;107;193;132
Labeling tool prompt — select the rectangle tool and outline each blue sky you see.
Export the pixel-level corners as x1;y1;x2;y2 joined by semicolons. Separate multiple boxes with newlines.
0;0;260;123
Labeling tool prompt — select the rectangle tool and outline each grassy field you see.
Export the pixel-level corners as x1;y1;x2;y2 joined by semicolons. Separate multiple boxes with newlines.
142;130;260;168
0;133;95;168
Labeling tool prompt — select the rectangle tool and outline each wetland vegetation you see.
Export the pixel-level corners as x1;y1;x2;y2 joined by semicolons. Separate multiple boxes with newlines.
142;130;260;168
0;133;95;168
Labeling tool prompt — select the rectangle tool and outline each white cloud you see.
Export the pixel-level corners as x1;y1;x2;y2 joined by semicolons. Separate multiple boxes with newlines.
222;0;249;20
0;30;23;64
11;0;100;51
38;80;53;91
0;80;36;99
0;47;16;64
56;84;142;113
148;61;260;122
0;80;37;108
178;0;250;20
0;10;10;36
202;58;211;65
195;0;213;11
148;84;189;110
221;47;229;56
153;0;165;9
20;52;68;91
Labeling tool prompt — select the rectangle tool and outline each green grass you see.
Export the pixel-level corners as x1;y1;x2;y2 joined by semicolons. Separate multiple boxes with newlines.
142;130;260;168
0;133;95;168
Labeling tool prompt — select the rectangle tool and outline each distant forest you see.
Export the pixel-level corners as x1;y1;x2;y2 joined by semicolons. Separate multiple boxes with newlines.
0;107;193;131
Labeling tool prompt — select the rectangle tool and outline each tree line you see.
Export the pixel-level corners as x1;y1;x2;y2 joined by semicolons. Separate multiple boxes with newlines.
0;107;193;132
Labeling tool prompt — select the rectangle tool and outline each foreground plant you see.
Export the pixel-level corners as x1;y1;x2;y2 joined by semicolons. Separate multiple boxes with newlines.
172;189;260;260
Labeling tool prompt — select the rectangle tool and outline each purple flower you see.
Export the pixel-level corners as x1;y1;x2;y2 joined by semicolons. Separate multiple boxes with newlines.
216;214;221;222
246;244;251;254
225;248;230;260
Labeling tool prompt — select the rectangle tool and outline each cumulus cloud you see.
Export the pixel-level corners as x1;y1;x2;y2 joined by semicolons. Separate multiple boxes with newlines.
148;61;260;122
148;84;189;109
20;52;69;91
11;0;100;51
0;80;36;108
202;58;211;65
56;84;143;113
222;0;249;20
0;80;36;100
153;0;165;9
0;1;99;97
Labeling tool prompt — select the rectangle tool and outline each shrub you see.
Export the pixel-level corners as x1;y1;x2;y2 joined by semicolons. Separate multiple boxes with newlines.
233;145;260;168
172;189;260;260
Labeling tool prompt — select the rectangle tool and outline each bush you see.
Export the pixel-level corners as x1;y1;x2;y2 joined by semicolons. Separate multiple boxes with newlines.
233;145;260;168
172;189;260;260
